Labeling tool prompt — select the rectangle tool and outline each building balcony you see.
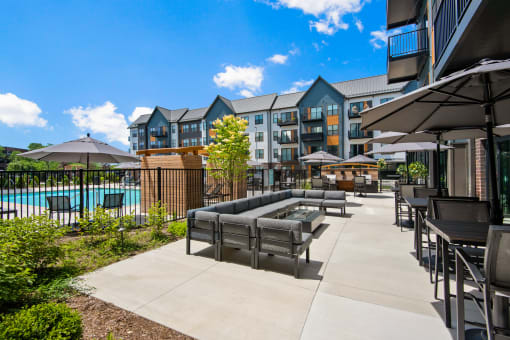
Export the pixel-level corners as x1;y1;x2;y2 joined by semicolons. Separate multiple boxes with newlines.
386;0;422;29
278;136;298;144
277;118;298;126
387;28;429;84
301;115;323;122
301;133;323;142
150;129;168;137
348;110;361;119
150;143;168;149
348;131;373;139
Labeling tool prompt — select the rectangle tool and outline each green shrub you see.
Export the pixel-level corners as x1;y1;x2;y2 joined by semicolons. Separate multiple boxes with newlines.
0;302;82;340
147;202;167;239
167;221;186;237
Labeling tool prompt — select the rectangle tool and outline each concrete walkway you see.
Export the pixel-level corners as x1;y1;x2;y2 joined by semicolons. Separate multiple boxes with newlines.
81;193;456;340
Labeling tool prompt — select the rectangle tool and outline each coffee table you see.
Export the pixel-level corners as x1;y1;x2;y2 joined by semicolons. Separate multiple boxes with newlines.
283;208;324;233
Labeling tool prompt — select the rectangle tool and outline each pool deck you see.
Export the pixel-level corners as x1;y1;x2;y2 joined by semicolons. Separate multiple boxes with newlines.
80;192;469;340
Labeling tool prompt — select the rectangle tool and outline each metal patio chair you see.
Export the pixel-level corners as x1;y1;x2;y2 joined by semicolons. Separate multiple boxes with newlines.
100;193;125;217
353;176;367;197
46;196;79;226
456;225;510;340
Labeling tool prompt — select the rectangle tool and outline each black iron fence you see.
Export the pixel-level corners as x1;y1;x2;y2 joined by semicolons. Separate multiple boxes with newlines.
247;169;308;195
388;28;429;60
434;0;472;63
0;168;233;226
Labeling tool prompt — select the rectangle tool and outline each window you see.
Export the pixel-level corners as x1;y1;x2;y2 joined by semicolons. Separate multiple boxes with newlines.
172;124;176;134
273;131;279;141
255;114;263;125
183;124;189;133
273;113;278;124
350;144;364;157
350;123;362;137
281;130;295;143
310;126;322;133
202;121;206;131
327;104;338;116
281;148;293;161
171;140;176;148
139;142;145;149
327;145;339;155
327;124;338;135
139;128;145;137
183;139;189;147
280;112;294;122
255;132;264;142
255;149;264;159
273;149;279;160
310;107;322;119
191;123;198;132
349;100;372;117
380;97;394;104
310;145;322;153
191;138;197;146
132;143;137;151
203;137;207;145
132;130;138;138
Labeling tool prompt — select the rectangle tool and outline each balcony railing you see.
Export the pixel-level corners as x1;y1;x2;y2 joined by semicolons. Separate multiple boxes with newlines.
301;133;323;142
150;129;168;137
278;136;298;144
433;0;472;63
301;114;323;122
388;28;428;60
348;131;373;139
277;118;298;126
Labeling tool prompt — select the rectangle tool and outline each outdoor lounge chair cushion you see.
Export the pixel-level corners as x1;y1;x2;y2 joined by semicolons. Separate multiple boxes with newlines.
283;190;292;199
247;196;261;210
301;198;323;207
324;190;346;200
233;198;249;213
194;211;219;230
291;189;305;198
270;193;280;203
260;194;272;206
215;202;235;215
305;190;324;199
296;232;313;254
322;199;346;208
257;217;303;243
187;206;216;219
219;214;257;237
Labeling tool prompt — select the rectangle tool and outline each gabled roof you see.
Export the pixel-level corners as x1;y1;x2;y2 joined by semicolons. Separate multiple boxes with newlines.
179;107;208;122
272;92;305;110
231;93;277;114
128;114;151;128
296;76;345;106
155;106;188;122
202;95;235;118
331;75;408;98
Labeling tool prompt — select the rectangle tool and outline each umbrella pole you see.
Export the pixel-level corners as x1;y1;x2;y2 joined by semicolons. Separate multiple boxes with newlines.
405;151;409;184
435;135;442;196
483;75;503;224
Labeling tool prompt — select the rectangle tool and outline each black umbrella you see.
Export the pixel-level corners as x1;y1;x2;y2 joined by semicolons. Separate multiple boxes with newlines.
362;59;510;223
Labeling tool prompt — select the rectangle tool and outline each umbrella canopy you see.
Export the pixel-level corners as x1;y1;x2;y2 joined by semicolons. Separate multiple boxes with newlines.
362;58;510;223
366;142;453;155
19;133;138;168
341;154;377;164
114;162;141;169
299;151;343;162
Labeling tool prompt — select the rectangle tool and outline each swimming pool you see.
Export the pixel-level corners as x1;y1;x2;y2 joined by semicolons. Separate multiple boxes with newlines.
1;188;141;210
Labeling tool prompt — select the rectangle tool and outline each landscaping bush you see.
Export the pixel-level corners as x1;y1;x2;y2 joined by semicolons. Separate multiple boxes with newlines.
167;221;186;237
0;302;82;340
147;202;168;239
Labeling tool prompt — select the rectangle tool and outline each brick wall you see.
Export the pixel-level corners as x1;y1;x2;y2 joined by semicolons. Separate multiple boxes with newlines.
475;139;487;200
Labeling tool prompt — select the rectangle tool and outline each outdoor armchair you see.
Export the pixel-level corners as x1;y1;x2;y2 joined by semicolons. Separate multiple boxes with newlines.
455;225;510;340
218;214;258;268
186;208;220;260
46;196;79;226
100;193;124;217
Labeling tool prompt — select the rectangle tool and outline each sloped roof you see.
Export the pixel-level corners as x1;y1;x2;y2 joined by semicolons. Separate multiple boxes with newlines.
231;93;277;114
180;107;208;122
169;108;188;122
128;114;151;128
332;75;408;98
272;92;305;110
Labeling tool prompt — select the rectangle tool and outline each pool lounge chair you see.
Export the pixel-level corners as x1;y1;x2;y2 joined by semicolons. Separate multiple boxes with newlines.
46;196;79;226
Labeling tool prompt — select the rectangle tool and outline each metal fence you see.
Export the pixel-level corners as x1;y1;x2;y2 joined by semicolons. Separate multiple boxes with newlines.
0;168;233;226
247;169;308;196
388;28;429;60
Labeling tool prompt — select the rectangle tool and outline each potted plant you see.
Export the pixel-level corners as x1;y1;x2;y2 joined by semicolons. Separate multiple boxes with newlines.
408;161;428;184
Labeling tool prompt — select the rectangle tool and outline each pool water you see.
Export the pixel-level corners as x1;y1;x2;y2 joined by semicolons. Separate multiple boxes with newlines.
1;188;141;210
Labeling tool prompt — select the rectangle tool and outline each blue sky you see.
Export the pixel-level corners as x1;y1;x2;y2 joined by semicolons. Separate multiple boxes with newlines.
0;0;395;150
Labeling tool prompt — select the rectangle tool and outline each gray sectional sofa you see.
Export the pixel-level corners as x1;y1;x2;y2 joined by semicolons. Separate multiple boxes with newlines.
186;189;346;278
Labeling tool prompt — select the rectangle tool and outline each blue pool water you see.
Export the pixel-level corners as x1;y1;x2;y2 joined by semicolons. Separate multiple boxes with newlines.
1;188;141;210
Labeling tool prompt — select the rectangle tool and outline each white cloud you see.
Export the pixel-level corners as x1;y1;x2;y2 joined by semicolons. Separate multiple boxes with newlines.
128;106;152;122
267;54;289;64
0;93;47;127
213;65;264;95
239;89;255;98
288;46;300;55
260;0;364;35
282;79;314;94
370;27;401;49
65;101;129;146
354;17;364;32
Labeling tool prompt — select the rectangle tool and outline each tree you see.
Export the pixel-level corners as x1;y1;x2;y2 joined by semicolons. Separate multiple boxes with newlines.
6;144;59;171
205;115;250;197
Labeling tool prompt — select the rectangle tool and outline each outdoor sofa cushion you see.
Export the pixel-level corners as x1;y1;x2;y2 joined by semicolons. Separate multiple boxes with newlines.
305;190;324;199
297;232;313;253
219;214;257;237
291;189;305;197
194;211;219;230
260;194;272;205
301;198;323;207
234;198;249;213
247;196;261;210
324;190;346;200
215;202;235;214
187;205;216;219
322;200;346;208
270;193;280;203
257;217;303;243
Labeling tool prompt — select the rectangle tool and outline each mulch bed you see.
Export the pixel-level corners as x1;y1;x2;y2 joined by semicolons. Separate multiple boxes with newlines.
67;295;194;340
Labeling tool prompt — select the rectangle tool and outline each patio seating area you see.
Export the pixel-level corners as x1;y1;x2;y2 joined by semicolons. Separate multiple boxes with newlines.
81;192;457;340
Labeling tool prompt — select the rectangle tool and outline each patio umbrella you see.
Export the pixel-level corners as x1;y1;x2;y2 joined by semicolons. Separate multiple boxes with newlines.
114;162;141;169
361;58;510;223
341;154;377;164
299;151;343;177
19;133;138;169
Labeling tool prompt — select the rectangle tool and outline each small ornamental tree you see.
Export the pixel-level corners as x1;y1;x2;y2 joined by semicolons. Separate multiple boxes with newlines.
205;115;251;198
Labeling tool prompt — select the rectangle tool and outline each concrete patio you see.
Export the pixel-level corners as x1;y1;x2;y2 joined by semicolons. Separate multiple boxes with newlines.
81;192;457;340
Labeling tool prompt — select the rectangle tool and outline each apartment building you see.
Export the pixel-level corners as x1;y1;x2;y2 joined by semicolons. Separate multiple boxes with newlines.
128;74;411;168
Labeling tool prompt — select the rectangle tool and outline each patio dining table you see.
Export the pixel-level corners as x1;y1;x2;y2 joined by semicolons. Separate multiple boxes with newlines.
404;197;428;265
425;219;493;328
